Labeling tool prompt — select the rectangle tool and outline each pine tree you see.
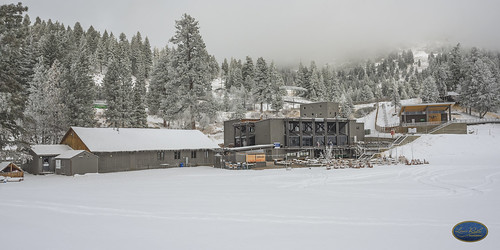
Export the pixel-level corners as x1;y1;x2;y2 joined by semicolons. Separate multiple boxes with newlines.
148;48;170;116
459;57;500;118
448;43;463;91
391;80;401;107
268;62;286;111
131;72;147;127
242;56;254;89
253;57;270;112
421;76;439;103
360;84;374;102
167;14;215;129
130;31;143;77
25;58;67;144
95;30;109;74
65;39;96;127
296;62;309;97
221;58;229;85
1;3;30;159
142;37;153;78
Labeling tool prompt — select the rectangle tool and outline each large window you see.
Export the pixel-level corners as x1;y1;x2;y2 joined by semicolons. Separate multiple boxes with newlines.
303;136;313;146
174;151;181;159
191;151;197;159
289;136;300;147
314;136;325;147
302;122;313;133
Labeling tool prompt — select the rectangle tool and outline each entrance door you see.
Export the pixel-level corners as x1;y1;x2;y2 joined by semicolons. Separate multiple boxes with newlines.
42;158;50;172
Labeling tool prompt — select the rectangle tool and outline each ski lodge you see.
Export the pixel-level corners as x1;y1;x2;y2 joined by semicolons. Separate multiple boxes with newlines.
60;127;220;173
224;102;365;161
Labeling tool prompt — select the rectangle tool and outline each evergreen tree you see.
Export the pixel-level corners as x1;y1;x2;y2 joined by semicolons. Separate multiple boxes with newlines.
142;36;153;78
65;39;96;127
253;57;271;112
391;80;401;107
448;43;463;91
242;56;255;89
131;72;147;127
148;48;170;115
167;14;215;129
459;57;500;118
268;62;286;111
421;76;439;103
360;84;374;102
95;30;109;74
25;58;67;144
221;58;229;84
130;31;143;77
0;3;30;159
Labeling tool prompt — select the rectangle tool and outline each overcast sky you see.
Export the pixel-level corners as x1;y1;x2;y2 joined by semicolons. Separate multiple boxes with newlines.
4;0;500;65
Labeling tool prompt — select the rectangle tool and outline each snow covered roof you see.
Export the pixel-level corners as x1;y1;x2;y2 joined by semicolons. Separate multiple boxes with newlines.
31;145;73;156
70;127;220;152
0;162;12;169
55;150;87;159
400;102;455;107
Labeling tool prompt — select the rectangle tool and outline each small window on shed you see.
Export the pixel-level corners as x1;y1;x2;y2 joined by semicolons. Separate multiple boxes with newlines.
205;150;209;158
174;151;181;160
191;151;197;158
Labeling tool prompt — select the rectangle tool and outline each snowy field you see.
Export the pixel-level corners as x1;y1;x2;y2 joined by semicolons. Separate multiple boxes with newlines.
1;125;499;250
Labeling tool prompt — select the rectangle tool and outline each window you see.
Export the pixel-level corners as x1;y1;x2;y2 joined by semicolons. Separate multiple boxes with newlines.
205;150;209;158
191;151;197;158
289;136;300;147
303;136;313;146
174;151;181;159
157;151;165;160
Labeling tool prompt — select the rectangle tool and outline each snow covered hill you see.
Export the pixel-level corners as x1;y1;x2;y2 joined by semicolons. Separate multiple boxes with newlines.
1;125;499;250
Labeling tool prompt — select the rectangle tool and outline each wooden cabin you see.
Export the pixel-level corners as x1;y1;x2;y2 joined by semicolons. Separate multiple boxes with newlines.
0;162;24;179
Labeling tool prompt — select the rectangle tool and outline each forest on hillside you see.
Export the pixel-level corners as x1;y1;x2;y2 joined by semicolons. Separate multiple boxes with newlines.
1;3;500;161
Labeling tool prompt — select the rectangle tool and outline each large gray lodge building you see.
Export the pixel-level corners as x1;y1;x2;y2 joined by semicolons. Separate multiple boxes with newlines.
224;102;365;160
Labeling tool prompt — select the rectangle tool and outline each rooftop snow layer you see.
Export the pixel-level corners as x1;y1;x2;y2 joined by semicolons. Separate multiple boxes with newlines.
55;150;87;159
32;145;73;156
71;127;220;152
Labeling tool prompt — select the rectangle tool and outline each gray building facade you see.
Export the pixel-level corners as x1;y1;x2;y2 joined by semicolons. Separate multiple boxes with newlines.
55;150;99;176
25;145;73;175
60;127;220;173
225;117;364;159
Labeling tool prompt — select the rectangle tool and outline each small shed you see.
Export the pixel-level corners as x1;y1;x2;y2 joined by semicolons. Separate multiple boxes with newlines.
0;162;24;179
26;145;73;174
55;150;98;176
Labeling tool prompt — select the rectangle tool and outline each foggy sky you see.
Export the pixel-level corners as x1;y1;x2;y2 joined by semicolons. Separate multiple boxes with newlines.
5;0;500;65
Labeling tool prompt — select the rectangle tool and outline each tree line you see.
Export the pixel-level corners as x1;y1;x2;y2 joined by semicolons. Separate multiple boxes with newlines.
2;3;500;161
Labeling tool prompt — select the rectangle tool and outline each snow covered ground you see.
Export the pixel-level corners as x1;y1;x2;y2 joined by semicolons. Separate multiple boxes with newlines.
1;125;499;249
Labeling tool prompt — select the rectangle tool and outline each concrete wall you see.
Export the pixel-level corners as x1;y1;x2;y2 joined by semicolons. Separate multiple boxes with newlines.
349;122;365;143
95;149;216;173
55;151;98;176
300;102;340;118
255;119;285;145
